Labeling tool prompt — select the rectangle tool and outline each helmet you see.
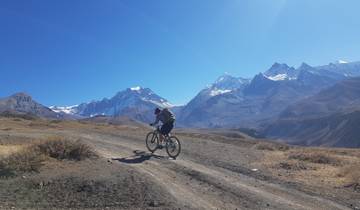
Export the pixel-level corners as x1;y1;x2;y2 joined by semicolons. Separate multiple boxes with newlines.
154;108;161;115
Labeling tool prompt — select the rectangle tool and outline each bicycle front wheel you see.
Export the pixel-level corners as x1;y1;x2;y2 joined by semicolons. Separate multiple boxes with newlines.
166;136;181;159
146;131;159;153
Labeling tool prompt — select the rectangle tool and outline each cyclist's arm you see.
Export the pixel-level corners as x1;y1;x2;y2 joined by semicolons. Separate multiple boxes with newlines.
151;115;160;125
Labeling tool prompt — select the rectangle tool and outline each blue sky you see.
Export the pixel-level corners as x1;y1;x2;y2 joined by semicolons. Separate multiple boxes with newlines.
1;0;360;106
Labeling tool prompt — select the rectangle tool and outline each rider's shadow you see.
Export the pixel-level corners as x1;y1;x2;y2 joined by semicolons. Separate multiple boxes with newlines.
112;150;166;164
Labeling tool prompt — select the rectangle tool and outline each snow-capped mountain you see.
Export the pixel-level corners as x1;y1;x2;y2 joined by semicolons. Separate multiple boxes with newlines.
335;60;348;64
47;60;360;129
50;105;79;115
211;74;249;90
203;74;250;97
316;60;360;77
51;87;174;122
263;63;298;81
177;74;250;126
262;61;360;82
184;74;249;107
178;60;360;128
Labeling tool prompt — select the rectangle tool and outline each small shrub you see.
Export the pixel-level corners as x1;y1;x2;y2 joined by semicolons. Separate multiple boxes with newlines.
0;137;97;177
339;164;360;191
37;137;98;161
0;147;45;176
215;132;245;139
254;142;290;151
278;161;308;170
288;151;341;165
49;120;62;124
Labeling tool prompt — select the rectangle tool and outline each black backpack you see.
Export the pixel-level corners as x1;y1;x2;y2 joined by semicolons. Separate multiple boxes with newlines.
162;108;175;122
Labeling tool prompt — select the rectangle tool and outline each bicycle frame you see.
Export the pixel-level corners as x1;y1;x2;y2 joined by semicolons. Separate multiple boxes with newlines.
146;125;181;159
153;125;170;139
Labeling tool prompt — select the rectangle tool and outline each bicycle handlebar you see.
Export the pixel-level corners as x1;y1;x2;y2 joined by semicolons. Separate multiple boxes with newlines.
149;124;161;131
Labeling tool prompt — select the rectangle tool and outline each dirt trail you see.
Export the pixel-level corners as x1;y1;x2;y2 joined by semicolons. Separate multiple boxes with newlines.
1;117;358;210
77;131;351;210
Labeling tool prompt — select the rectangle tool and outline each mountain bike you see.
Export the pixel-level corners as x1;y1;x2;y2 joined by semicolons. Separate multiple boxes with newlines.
145;126;181;159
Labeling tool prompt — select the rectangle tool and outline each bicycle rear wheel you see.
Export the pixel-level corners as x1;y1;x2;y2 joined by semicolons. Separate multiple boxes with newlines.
146;131;159;153
166;136;181;159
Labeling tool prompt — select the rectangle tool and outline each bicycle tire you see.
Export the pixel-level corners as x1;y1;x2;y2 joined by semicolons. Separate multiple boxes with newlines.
166;136;181;159
146;131;159;153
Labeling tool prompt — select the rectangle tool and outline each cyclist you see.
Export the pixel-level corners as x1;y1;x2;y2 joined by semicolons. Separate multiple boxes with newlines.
149;107;175;146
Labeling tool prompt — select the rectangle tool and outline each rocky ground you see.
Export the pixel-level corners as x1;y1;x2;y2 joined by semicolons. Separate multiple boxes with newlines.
0;117;359;209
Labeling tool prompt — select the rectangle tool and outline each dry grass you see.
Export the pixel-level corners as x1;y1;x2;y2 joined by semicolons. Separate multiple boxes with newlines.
338;164;360;191
0;145;24;157
0;137;98;177
277;161;309;171
258;147;360;195
253;142;290;151
37;137;98;161
288;150;341;165
0;111;38;120
0;146;45;176
49;119;62;124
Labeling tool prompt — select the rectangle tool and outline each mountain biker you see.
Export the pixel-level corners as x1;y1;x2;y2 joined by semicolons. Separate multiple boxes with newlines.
149;107;175;146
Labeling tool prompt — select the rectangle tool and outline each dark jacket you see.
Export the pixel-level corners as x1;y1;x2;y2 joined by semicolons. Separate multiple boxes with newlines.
152;108;175;125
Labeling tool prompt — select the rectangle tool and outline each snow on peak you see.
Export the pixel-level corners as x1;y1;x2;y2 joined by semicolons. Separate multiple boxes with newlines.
201;74;250;98
130;86;142;91
264;62;299;80
265;63;291;75
217;77;225;82
212;74;249;90
209;88;232;97
50;105;78;115
215;73;234;83
266;74;289;81
124;87;174;108
336;60;348;64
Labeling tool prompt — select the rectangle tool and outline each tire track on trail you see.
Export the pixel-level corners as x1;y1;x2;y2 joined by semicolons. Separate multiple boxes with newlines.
87;135;224;210
78;132;350;210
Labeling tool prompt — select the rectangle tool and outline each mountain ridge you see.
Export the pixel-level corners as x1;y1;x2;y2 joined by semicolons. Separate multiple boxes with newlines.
0;92;66;119
176;60;360;128
2;59;360;148
50;86;174;123
261;77;360;147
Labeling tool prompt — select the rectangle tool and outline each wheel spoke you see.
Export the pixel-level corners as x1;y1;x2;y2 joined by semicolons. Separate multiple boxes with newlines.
146;132;159;153
166;136;181;158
